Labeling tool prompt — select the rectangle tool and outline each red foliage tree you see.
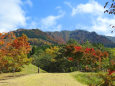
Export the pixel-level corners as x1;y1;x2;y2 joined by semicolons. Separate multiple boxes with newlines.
65;44;109;71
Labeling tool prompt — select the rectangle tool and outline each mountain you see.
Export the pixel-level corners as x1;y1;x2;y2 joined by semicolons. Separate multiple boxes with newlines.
47;30;70;43
47;30;115;47
106;36;115;43
13;29;115;47
13;29;65;45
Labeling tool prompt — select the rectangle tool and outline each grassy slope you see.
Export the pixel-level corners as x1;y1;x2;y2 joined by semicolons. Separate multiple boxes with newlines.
21;64;46;74
0;64;46;80
71;72;102;86
0;73;86;86
71;72;115;86
1;68;114;86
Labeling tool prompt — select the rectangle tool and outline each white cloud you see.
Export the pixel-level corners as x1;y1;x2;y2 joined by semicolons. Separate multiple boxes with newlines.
65;0;115;36
75;16;115;36
0;0;27;32
56;25;62;31
27;21;38;29
41;16;59;27
40;10;65;31
91;16;115;35
71;0;104;16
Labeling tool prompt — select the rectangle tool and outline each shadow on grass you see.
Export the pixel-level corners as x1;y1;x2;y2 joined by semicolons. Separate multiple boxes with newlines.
0;74;26;81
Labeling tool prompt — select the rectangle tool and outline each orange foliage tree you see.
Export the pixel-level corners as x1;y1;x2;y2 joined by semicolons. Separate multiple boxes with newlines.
0;32;31;72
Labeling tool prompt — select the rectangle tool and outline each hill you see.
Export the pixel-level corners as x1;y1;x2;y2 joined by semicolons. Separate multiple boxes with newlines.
47;30;115;47
106;36;115;43
0;64;46;80
13;29;65;45
13;29;115;47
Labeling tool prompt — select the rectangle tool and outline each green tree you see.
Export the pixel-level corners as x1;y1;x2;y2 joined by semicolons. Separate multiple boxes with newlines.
67;39;80;45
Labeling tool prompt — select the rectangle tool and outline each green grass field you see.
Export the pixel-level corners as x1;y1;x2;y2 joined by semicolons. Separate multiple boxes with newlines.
71;71;115;86
0;73;86;86
0;64;86;86
0;64;46;80
0;64;114;86
71;72;102;85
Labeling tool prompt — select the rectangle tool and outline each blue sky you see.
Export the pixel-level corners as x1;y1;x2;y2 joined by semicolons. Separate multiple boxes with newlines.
0;0;115;36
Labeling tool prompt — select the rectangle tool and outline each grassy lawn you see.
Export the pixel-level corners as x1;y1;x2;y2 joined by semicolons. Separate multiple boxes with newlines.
0;73;86;86
0;64;46;80
71;72;101;85
21;64;46;74
0;67;114;86
71;71;115;86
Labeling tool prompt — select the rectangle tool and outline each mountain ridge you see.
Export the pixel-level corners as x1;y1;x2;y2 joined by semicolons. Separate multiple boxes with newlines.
13;29;115;47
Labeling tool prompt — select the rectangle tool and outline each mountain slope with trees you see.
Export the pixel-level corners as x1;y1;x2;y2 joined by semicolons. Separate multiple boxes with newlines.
13;29;115;47
47;30;115;47
14;29;66;45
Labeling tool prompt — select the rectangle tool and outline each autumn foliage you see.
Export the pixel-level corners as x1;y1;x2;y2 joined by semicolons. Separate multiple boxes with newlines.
0;32;31;72
64;44;109;71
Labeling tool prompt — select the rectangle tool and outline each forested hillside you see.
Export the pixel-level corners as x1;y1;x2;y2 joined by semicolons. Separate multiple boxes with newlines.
13;29;115;47
14;29;65;46
47;30;115;47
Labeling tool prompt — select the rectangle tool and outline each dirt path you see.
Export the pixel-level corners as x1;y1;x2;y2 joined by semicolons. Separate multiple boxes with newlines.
0;73;86;86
